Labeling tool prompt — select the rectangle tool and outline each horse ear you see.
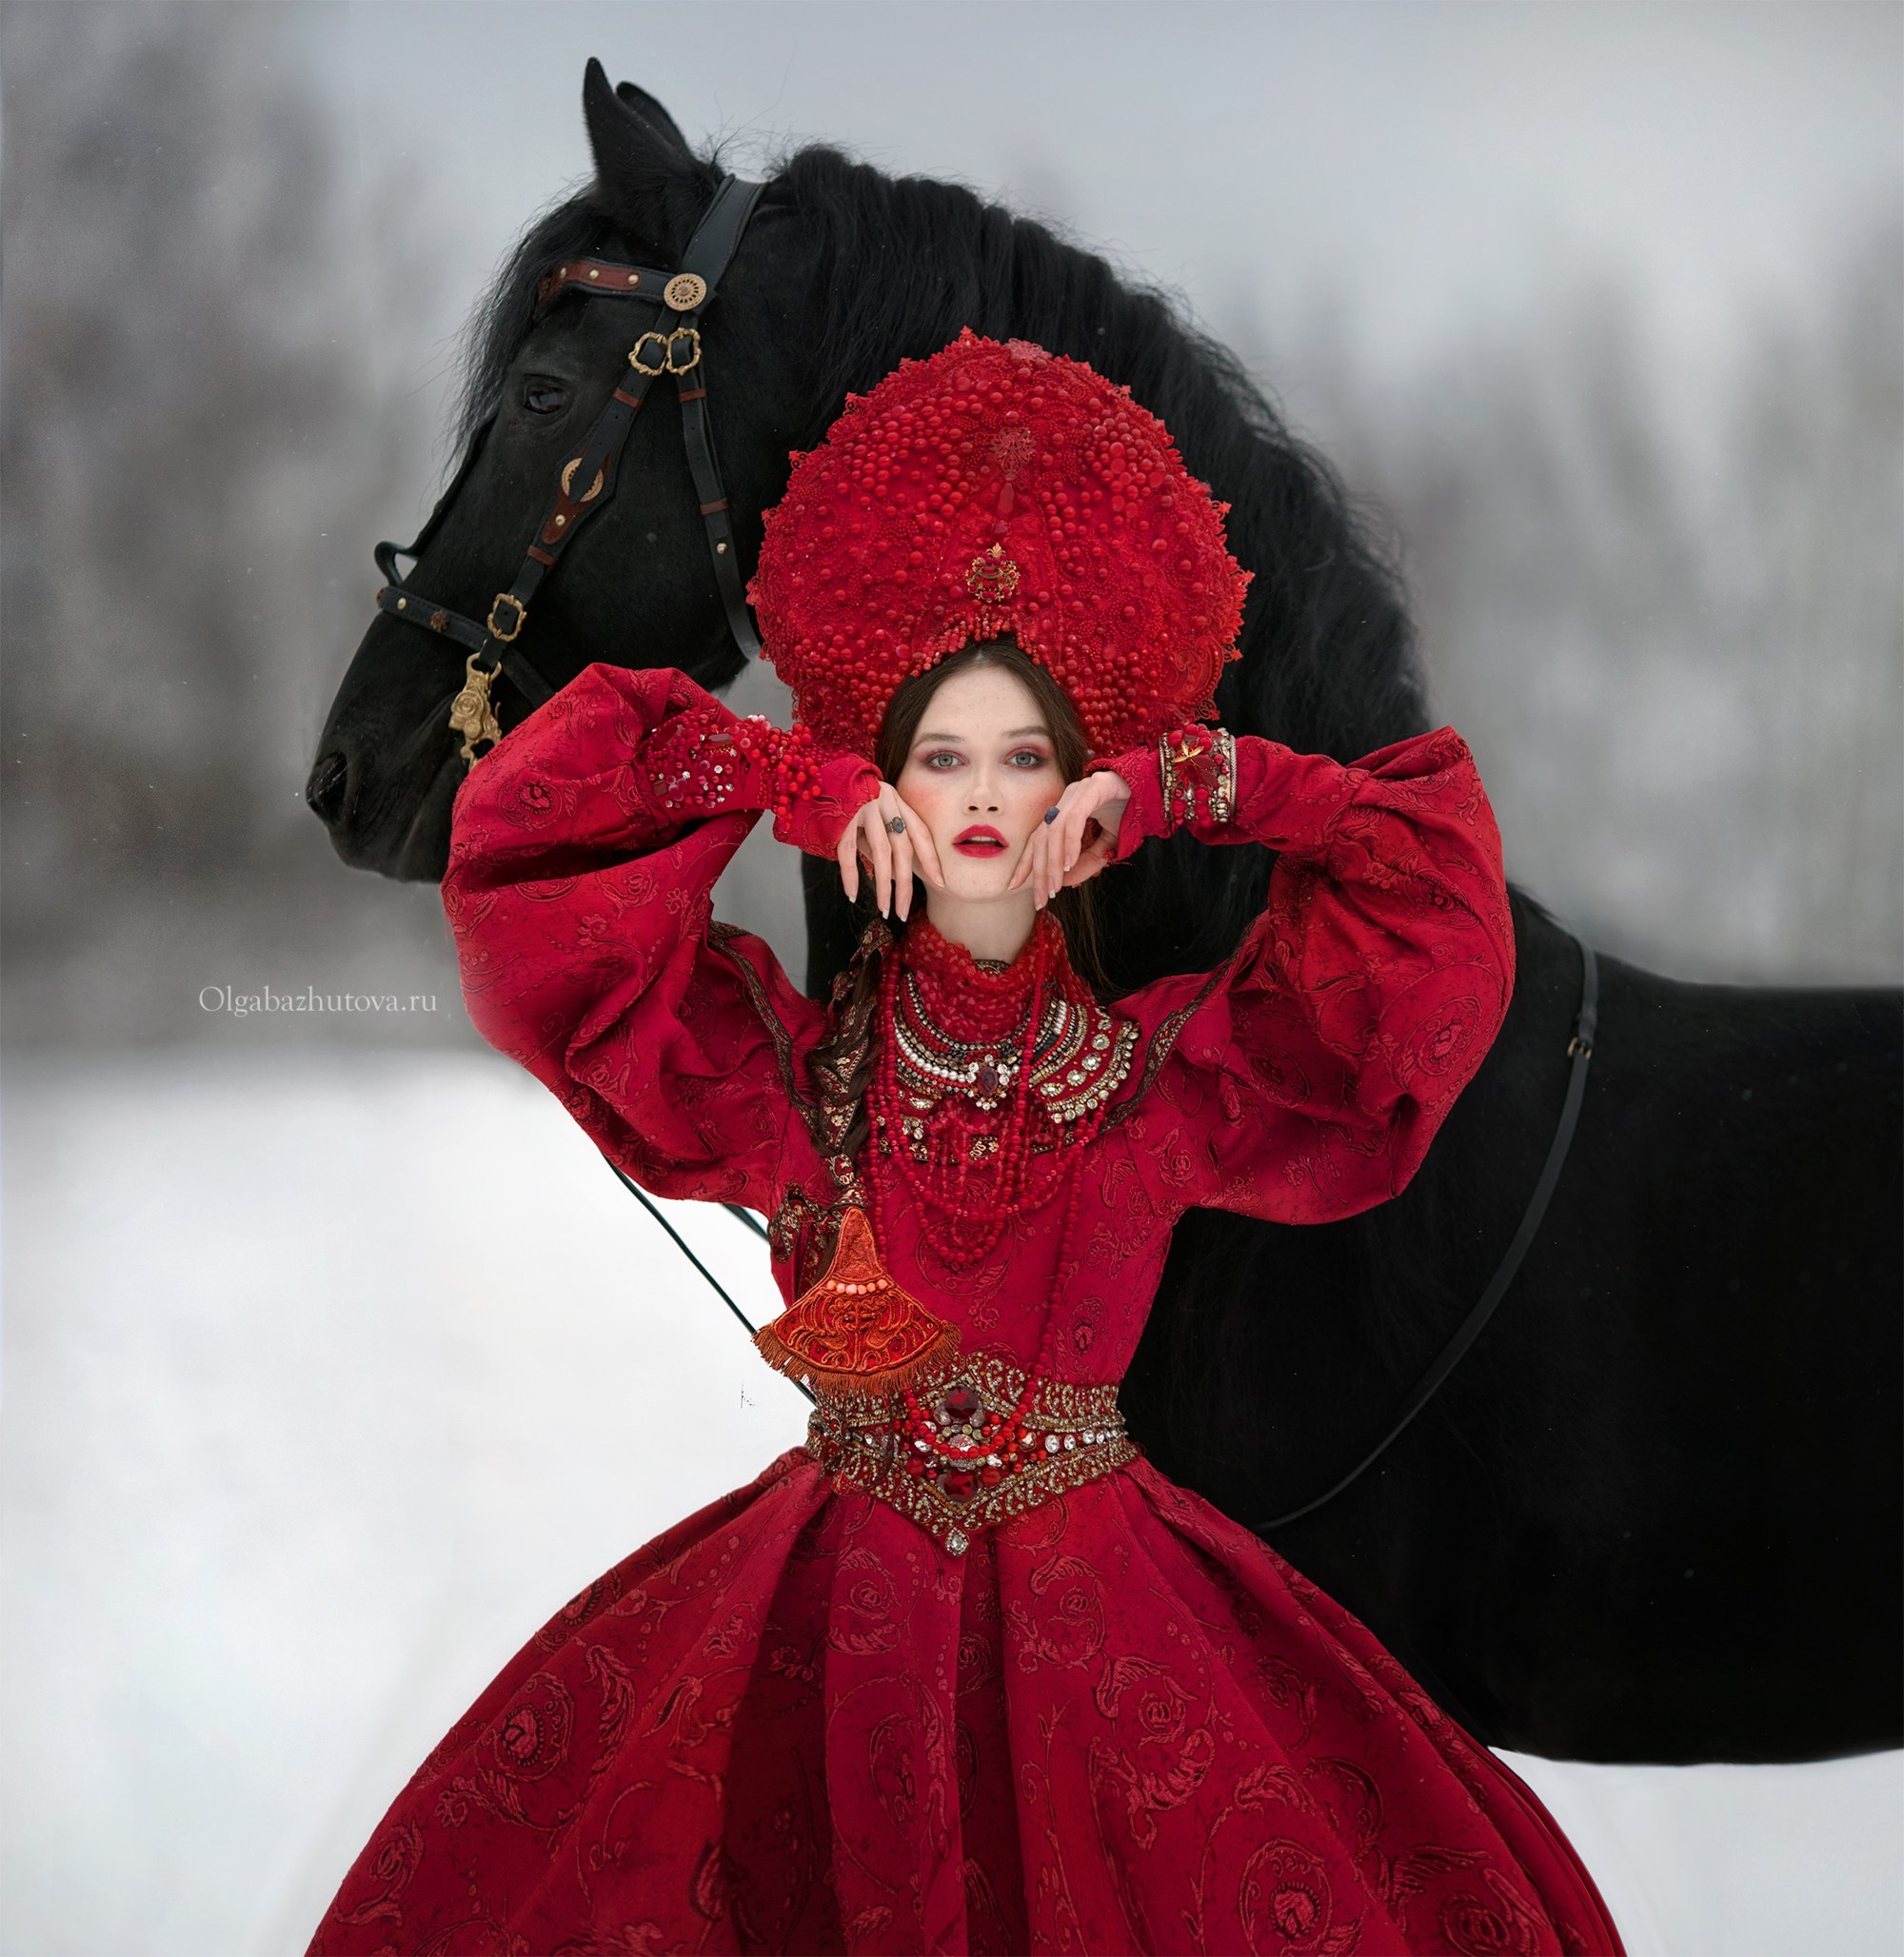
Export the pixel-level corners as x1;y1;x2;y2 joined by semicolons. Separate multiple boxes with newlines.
614;79;694;155
581;57;715;259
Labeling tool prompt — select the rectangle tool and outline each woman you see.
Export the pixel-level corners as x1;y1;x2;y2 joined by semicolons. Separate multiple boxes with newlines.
311;333;1621;1954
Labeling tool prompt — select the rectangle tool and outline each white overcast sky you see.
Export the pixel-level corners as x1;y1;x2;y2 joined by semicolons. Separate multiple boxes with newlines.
308;0;1899;438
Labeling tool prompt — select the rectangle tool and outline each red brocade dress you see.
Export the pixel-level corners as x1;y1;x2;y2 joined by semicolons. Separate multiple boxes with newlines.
310;663;1622;1957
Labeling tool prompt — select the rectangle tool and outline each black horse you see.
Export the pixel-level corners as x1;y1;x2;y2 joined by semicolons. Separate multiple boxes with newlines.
307;65;1901;1766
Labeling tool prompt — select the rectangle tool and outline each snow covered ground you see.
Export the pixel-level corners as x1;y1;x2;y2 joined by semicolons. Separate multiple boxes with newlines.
3;1050;1897;1956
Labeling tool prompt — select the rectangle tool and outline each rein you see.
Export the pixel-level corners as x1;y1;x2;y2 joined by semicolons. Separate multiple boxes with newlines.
1257;931;1599;1531
370;176;767;760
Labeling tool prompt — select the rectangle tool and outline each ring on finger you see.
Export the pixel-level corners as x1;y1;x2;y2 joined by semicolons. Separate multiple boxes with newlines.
886;816;906;835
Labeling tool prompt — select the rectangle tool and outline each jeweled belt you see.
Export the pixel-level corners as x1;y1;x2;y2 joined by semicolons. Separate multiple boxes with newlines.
803;1347;1138;1555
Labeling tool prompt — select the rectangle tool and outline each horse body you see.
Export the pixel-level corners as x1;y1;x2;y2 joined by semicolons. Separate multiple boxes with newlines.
306;65;1901;1762
1131;900;1899;1762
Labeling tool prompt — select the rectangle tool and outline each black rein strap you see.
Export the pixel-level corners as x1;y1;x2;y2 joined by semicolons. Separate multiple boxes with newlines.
603;1162;815;1410
1256;931;1599;1532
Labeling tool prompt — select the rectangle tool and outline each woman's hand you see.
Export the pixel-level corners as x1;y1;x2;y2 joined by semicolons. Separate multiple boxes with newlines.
838;781;945;920
1009;769;1132;908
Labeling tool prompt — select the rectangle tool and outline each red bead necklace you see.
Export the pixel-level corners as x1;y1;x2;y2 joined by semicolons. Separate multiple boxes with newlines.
867;913;1114;1271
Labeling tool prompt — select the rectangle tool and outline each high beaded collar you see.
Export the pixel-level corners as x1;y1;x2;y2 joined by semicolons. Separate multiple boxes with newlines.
898;909;1068;1044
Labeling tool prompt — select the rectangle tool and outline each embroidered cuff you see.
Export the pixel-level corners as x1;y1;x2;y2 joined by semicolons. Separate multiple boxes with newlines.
1160;725;1238;827
771;741;881;859
1091;727;1367;860
1086;724;1236;861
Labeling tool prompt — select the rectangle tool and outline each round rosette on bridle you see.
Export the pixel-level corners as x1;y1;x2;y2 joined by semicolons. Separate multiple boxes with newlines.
747;328;1250;759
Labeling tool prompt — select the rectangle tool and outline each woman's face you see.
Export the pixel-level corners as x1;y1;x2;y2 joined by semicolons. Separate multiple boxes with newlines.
894;662;1062;906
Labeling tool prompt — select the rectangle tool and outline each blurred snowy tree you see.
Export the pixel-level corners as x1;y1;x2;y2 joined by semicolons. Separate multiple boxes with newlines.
1273;221;1902;984
1;0;454;1043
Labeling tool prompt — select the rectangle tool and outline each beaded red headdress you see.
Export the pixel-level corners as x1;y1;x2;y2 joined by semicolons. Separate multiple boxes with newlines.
748;329;1250;759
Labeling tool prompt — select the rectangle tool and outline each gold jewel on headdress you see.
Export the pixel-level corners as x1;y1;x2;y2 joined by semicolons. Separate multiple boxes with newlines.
965;543;1021;601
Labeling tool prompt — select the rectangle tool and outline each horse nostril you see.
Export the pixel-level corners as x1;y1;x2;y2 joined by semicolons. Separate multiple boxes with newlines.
306;750;348;824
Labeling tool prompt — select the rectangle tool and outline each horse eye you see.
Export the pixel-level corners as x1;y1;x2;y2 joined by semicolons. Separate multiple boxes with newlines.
520;377;566;416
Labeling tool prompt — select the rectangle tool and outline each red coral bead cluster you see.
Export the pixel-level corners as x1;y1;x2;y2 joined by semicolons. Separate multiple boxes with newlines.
728;713;823;822
642;702;744;815
866;917;1114;1274
748;328;1251;760
640;704;826;824
894;1377;1053;1493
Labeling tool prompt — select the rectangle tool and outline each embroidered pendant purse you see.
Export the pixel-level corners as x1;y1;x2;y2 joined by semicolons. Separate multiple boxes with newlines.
753;1205;960;1400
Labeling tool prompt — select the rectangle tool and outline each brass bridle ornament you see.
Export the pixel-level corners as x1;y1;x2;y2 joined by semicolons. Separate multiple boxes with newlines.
369;179;767;763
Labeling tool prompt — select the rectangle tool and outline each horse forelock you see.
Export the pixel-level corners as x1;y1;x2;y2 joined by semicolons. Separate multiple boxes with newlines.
452;193;613;451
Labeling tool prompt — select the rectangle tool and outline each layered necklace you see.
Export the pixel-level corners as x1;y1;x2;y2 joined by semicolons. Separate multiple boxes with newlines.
753;912;1136;1404
866;912;1135;1271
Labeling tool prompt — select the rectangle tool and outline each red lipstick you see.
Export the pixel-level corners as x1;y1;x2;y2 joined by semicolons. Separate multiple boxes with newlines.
953;825;1007;858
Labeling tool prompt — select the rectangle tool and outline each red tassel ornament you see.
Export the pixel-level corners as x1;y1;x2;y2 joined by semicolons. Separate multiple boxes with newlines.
753;1205;960;1399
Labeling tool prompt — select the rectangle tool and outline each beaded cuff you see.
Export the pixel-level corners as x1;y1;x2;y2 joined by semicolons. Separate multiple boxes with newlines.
640;704;824;821
635;703;876;858
728;714;824;822
1159;724;1237;827
804;1346;1137;1555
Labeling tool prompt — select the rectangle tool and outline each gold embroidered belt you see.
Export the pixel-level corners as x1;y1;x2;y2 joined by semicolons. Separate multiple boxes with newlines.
803;1347;1138;1555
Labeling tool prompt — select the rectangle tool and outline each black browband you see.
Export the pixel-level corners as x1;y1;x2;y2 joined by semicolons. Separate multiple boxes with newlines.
370;175;767;758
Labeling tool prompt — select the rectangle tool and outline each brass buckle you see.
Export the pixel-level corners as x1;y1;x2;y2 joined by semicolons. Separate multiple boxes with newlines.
486;592;526;642
560;455;605;504
628;331;671;377
628;326;703;379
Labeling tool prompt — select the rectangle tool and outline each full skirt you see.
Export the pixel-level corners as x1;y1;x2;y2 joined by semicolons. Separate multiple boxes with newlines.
310;1449;1622;1955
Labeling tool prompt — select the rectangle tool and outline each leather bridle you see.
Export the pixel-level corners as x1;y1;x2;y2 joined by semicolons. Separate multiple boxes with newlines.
370;176;767;761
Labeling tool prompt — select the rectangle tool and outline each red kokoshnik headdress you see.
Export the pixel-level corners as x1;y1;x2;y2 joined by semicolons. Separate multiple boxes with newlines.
748;329;1250;758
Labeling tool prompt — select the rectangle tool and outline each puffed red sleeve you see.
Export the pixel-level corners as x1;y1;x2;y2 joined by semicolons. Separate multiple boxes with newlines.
441;662;879;1209
1090;725;1514;1225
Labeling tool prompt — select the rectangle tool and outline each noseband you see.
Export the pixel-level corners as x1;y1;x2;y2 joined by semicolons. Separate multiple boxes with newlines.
370;176;767;762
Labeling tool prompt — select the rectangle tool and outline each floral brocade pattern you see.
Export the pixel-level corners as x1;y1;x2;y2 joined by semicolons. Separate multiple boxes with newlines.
312;1453;1617;1955
312;663;1621;1953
